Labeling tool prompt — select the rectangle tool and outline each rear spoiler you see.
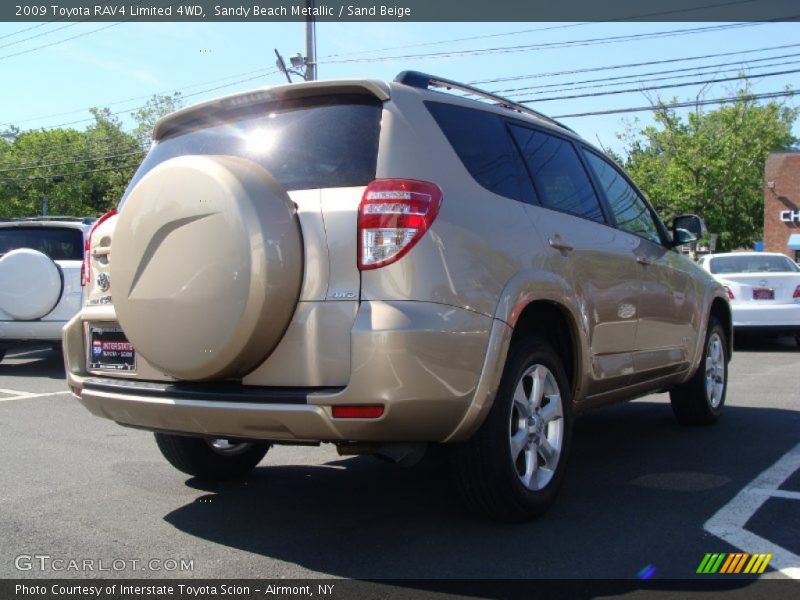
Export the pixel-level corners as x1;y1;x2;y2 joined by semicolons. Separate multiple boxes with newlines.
152;79;391;141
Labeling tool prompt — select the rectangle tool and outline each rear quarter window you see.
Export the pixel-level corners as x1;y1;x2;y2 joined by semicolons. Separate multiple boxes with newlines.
120;95;382;207
424;101;535;204
0;227;83;260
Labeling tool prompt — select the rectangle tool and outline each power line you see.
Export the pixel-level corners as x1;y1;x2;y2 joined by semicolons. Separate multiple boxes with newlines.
512;66;800;103
0;150;142;174
321;0;762;59
25;69;280;132
322;22;772;64
0;1;166;62
0;22;51;42
0;21;80;51
472;41;800;85
551;90;797;119
0;162;141;183
4;65;277;127
495;54;800;97
0;21;124;62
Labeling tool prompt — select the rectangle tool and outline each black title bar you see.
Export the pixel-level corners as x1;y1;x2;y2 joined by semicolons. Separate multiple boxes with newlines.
3;0;800;22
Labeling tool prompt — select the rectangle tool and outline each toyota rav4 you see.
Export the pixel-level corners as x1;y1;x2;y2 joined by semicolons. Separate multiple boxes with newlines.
63;72;732;520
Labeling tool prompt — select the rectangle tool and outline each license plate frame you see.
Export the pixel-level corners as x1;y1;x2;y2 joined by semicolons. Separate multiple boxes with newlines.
752;288;775;300
88;325;136;372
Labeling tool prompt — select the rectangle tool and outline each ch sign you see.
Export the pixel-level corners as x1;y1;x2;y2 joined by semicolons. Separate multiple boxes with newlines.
780;210;800;222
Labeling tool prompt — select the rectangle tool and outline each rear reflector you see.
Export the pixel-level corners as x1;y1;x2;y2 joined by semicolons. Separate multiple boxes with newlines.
82;209;117;286
794;285;800;299
332;405;384;419
724;286;735;300
358;179;442;270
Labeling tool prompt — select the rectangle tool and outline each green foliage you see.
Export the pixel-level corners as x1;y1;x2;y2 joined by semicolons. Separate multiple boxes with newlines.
620;85;798;251
131;93;183;150
0;94;182;219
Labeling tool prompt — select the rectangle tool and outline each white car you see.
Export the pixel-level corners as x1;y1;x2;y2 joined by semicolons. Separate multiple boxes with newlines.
698;251;800;342
0;217;95;362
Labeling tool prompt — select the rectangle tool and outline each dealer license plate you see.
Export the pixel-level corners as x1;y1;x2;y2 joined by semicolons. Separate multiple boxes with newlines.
88;325;136;371
752;288;774;300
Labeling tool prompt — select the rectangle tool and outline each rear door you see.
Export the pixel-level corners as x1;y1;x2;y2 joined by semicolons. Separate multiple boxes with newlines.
509;125;642;394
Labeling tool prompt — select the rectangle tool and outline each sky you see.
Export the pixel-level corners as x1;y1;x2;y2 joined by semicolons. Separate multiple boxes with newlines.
1;19;799;156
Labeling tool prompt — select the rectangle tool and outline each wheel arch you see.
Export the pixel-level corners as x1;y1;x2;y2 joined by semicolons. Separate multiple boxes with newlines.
709;296;733;361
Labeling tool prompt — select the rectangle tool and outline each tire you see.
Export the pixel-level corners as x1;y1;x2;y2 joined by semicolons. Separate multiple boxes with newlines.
670;316;728;426
154;433;269;480
449;336;573;521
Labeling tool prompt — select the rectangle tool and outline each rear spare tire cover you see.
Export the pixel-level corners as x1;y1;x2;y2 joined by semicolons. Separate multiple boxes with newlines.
111;155;303;381
0;248;63;320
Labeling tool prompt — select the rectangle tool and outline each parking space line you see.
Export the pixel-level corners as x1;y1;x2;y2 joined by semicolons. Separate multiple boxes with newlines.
0;388;34;397
749;488;800;501
704;441;800;579
0;391;70;402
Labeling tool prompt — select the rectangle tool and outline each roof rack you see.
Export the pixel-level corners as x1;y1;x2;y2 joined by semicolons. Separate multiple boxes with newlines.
0;216;96;224
395;70;574;133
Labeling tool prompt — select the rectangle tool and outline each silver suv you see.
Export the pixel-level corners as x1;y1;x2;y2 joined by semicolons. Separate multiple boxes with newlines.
0;217;94;362
63;72;731;520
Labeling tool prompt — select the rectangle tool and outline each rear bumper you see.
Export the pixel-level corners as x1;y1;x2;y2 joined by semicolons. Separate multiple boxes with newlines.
64;301;506;443
731;303;800;328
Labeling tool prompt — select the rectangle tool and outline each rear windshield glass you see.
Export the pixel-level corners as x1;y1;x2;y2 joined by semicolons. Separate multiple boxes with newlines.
709;255;800;274
119;94;382;207
0;227;83;260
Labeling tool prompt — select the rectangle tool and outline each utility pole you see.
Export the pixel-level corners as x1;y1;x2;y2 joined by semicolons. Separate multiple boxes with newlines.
305;0;317;81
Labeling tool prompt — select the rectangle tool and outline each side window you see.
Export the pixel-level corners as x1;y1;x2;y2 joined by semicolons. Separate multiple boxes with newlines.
510;125;604;223
582;150;662;245
425;102;535;204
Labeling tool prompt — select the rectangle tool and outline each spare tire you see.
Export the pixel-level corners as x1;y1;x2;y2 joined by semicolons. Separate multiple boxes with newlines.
111;155;303;381
0;248;63;320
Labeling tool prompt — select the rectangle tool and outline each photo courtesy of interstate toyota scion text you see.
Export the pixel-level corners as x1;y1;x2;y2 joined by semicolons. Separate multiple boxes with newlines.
63;71;732;521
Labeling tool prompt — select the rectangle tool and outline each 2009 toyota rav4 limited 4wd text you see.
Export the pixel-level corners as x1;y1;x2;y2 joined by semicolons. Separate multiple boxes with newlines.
63;72;732;520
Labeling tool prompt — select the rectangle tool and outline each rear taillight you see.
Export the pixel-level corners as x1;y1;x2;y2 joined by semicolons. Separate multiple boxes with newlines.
724;286;735;300
793;285;800;299
82;209;116;286
357;179;442;270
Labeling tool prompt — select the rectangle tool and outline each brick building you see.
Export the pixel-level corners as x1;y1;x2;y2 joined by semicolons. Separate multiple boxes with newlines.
763;152;800;261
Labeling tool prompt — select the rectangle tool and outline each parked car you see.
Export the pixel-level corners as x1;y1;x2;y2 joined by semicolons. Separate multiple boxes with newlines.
0;217;95;362
63;72;732;520
698;251;800;344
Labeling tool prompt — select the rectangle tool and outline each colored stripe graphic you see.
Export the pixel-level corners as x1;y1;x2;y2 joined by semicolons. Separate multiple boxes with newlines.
720;553;747;573
698;553;773;574
697;553;726;573
744;553;773;574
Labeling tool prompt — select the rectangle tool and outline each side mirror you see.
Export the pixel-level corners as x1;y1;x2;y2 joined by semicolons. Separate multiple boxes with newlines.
672;214;706;247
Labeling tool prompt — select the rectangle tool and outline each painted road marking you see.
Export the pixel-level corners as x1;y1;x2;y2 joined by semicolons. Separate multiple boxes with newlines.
0;391;70;402
705;441;800;579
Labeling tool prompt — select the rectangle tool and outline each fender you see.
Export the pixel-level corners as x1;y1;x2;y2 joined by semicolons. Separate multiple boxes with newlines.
444;268;588;442
683;284;732;383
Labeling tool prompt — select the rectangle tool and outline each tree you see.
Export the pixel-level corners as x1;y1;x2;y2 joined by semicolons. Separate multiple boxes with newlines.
0;110;142;218
131;93;183;150
619;84;798;251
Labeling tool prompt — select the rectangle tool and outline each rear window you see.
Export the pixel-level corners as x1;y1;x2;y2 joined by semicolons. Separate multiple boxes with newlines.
120;95;382;207
0;227;83;260
709;255;800;274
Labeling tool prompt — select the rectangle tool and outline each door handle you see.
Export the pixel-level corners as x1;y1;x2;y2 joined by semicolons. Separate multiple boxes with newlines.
548;238;574;252
636;256;652;266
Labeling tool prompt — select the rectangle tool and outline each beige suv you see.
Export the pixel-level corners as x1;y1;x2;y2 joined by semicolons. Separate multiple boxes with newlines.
63;72;731;520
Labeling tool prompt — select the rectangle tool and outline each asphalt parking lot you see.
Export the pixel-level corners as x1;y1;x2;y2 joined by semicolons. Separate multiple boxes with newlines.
0;338;798;581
